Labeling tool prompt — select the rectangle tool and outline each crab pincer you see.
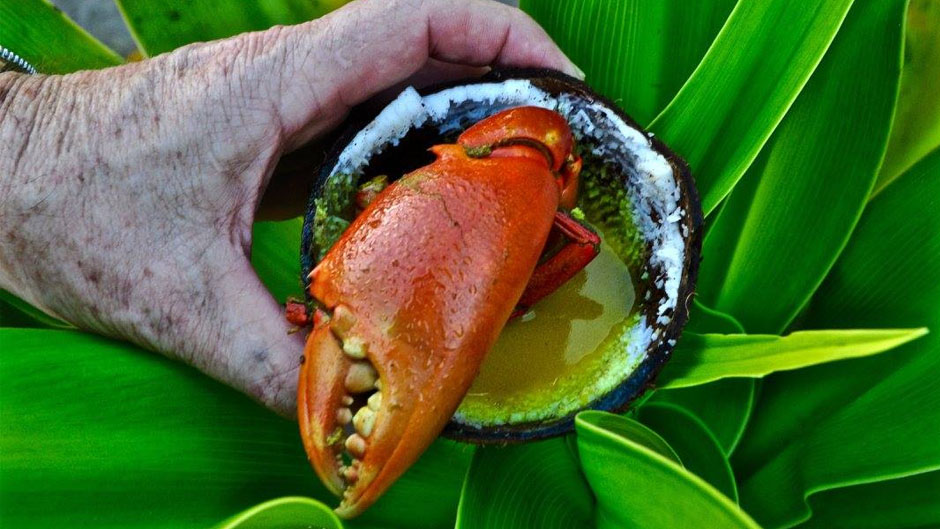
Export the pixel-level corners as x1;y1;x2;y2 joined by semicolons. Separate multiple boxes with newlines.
293;106;599;517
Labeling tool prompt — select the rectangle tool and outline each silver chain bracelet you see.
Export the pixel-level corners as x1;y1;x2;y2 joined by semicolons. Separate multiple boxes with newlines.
0;44;38;75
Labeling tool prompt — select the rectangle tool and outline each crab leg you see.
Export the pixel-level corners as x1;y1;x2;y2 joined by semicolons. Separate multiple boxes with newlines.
513;211;601;316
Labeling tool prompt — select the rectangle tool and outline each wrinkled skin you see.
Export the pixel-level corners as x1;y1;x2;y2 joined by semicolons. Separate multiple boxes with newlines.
0;0;582;415
298;107;598;517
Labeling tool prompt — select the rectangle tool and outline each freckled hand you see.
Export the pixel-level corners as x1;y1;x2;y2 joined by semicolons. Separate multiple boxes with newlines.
0;0;580;415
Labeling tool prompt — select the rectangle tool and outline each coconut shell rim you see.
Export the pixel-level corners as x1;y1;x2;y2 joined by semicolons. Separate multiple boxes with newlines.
300;68;703;444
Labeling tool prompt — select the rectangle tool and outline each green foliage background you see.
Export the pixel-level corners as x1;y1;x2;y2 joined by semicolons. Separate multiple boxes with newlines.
1;0;938;527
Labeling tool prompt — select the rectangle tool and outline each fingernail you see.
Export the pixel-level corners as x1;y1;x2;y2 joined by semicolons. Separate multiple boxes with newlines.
572;63;586;81
559;52;586;80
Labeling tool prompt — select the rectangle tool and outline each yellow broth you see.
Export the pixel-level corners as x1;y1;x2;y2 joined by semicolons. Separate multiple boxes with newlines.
458;237;636;419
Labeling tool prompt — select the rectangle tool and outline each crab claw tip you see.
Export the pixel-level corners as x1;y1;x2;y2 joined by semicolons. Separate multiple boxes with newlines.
300;307;449;519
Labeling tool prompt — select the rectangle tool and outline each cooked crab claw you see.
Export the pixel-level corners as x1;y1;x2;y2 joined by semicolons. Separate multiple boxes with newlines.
296;106;599;517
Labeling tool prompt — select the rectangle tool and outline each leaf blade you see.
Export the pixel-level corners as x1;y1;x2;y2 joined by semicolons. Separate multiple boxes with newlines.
732;144;940;528
251;219;304;304
0;328;469;529
875;0;940;193
696;0;907;332
651;379;756;455
0;0;122;73
576;411;759;529
637;403;739;502
797;471;940;529
658;328;928;389
519;0;736;125
211;497;342;529
579;409;681;464
653;302;755;454
650;0;856;214
114;0;351;57
455;439;594;529
0;290;71;329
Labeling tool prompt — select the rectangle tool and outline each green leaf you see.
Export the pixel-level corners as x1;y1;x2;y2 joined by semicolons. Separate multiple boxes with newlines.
875;0;940;193
695;0;907;332
649;0;855;214
637;403;738;502
115;0;351;57
519;0;736;125
658;329;927;389
581;410;680;463
0;328;469;529
806;147;940;327
211;497;342;529
650;378;755;455
251;219;304;304
796;471;940;529
0;328;322;528
653;301;756;455
732;147;940;528
455;439;594;529
352;440;472;529
0;0;122;73
733;335;940;528
576;411;759;529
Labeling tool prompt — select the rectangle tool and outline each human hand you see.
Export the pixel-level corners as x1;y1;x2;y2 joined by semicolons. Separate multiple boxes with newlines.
0;0;581;416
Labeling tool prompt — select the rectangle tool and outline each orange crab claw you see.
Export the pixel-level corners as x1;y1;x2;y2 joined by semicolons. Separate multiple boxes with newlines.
298;106;597;517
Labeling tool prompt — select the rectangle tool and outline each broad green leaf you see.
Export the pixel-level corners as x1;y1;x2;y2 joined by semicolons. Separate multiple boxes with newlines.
0;328;469;529
653;301;755;454
0;328;322;528
0;0;122;73
455;439;594;529
734;336;940;528
211;497;341;529
252;219;304;304
875;0;940;193
582;410;680;463
650;380;755;455
353;439;472;529
807;147;940;325
576;411;759;529
696;0;907;333
733;147;940;528
637;403;738;502
797;471;940;529
520;0;736;124
658;329;927;389
649;0;855;214
115;0;351;57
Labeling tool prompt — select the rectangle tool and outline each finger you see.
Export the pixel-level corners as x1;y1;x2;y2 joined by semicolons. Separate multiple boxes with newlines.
372;59;489;104
403;59;490;89
424;0;581;75
275;0;581;146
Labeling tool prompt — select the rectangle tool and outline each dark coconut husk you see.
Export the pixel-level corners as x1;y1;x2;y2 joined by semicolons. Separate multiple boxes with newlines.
301;69;702;443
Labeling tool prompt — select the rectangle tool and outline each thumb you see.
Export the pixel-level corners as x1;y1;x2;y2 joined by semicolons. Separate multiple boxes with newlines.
192;259;304;418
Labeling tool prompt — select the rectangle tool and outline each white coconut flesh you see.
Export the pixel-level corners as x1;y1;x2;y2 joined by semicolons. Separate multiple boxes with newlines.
320;79;687;428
